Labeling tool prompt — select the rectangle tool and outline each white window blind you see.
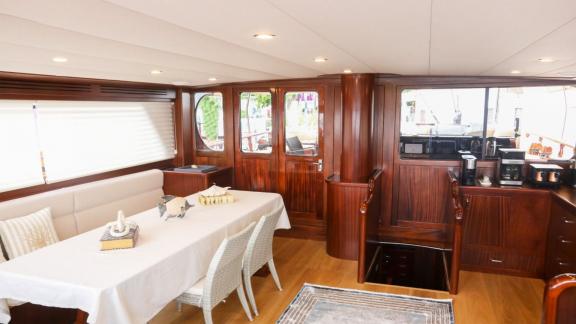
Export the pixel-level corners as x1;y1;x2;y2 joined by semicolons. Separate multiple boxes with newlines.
36;101;175;183
0;101;45;192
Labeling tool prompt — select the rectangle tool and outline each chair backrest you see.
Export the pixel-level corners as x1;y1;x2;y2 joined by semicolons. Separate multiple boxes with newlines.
286;136;304;153
203;223;255;309
244;206;284;276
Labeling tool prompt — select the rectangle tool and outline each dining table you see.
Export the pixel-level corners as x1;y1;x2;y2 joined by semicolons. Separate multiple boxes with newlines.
0;190;290;324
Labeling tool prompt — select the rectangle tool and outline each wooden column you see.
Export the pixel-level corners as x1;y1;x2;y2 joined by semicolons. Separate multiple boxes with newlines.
340;74;374;182
326;74;375;260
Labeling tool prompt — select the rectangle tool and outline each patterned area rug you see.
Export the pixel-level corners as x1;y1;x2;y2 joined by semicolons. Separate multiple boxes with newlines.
277;284;454;324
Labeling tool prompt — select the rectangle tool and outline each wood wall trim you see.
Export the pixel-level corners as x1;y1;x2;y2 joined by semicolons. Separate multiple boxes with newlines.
0;159;174;203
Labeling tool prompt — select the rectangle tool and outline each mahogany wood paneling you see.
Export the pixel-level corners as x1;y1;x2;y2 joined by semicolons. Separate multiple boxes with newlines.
460;187;551;277
277;86;325;236
283;161;320;215
546;195;576;279
395;164;454;227
162;167;233;197
0;72;175;101
235;158;274;192
326;176;369;260
340;74;374;182
543;273;576;324
174;90;193;166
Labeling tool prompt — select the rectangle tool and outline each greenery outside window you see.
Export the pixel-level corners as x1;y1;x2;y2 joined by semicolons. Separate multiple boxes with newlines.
240;92;272;154
195;92;224;151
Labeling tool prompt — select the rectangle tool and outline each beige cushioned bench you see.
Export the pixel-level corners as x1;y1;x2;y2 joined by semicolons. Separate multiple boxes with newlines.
0;169;164;240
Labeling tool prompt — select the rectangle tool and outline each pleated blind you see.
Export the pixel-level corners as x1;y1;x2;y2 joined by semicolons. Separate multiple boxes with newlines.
36;101;175;182
0;101;45;192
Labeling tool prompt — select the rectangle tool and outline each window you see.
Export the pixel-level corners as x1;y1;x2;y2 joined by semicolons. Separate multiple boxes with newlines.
240;92;272;153
0;100;175;192
487;86;576;160
195;92;224;151
284;91;319;156
0;101;44;192
401;88;486;136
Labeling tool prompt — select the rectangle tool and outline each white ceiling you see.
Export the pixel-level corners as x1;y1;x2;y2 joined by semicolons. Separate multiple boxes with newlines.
1;0;576;85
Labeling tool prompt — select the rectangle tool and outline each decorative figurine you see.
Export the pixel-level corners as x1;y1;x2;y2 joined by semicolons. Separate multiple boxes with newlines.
106;210;135;238
158;195;193;221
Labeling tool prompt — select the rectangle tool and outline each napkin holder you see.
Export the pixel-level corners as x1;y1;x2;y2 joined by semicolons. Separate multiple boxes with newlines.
198;185;234;206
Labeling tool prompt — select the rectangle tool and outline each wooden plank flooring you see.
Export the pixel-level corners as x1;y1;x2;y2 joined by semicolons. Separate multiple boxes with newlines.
151;237;544;324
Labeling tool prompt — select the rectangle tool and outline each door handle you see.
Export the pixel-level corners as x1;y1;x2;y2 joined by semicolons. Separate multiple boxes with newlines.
563;217;576;224
489;258;503;263
312;159;323;172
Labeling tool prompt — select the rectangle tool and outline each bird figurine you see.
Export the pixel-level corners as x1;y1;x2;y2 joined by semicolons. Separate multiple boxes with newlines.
158;195;193;221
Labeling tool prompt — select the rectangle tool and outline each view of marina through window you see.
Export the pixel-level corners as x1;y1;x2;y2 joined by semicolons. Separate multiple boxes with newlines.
284;91;319;156
401;86;576;160
240;92;273;153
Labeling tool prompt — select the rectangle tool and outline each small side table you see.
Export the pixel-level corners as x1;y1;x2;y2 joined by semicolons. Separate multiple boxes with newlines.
163;167;233;196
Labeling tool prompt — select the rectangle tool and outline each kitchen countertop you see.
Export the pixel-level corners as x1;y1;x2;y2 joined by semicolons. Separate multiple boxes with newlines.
460;181;576;210
551;186;576;210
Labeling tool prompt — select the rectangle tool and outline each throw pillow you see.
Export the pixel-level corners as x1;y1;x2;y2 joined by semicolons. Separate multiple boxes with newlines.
0;207;60;259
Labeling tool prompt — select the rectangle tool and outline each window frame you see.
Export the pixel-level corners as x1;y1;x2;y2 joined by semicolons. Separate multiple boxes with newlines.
237;90;275;155
397;84;576;162
283;90;320;157
193;91;225;153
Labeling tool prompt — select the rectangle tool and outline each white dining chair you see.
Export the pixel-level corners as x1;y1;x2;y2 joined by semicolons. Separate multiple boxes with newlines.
176;223;255;324
242;206;284;316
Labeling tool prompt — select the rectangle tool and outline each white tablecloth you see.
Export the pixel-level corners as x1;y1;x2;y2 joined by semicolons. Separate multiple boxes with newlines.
0;190;290;324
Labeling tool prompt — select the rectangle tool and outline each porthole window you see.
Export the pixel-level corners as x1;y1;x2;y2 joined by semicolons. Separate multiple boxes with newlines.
195;92;224;151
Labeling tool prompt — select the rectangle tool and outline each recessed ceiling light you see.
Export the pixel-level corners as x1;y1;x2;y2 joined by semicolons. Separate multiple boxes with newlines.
314;57;328;63
150;70;163;75
343;69;352;74
253;33;276;40
172;81;190;86
510;70;521;74
537;57;555;63
52;57;68;63
208;77;217;82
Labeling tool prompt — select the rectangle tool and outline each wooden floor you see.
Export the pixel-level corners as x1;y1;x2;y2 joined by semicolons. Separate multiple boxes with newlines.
151;237;545;324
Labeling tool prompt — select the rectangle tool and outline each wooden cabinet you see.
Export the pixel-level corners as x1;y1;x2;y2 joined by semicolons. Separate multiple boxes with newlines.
460;188;550;277
545;195;576;279
162;167;233;197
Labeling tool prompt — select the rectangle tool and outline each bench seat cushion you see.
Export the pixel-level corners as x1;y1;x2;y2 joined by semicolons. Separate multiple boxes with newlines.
73;169;163;233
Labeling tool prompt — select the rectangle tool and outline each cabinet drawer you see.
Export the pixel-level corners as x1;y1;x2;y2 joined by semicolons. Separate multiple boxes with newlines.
462;247;543;276
555;215;576;238
545;256;576;279
553;234;576;259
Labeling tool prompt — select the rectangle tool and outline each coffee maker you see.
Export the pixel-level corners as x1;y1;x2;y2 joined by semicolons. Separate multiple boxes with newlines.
497;148;525;186
460;154;477;186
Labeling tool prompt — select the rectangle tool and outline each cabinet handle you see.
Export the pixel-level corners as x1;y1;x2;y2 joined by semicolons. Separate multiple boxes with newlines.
559;236;573;244
490;258;504;263
563;217;576;224
558;261;570;267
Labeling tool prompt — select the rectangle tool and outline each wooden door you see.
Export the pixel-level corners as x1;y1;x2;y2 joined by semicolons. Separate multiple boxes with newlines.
277;88;325;228
233;88;278;192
